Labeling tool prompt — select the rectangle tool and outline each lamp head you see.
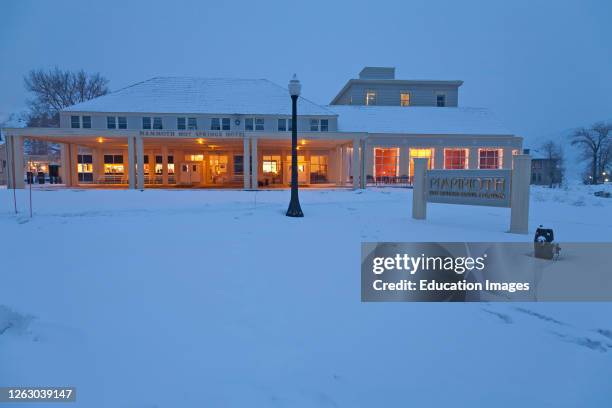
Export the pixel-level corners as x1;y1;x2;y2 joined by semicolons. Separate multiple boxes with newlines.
288;74;301;97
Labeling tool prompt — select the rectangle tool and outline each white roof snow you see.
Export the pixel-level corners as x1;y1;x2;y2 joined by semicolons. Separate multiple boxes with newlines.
331;105;513;135
63;77;336;116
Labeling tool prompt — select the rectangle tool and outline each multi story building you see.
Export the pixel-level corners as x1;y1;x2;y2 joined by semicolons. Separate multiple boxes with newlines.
2;67;522;190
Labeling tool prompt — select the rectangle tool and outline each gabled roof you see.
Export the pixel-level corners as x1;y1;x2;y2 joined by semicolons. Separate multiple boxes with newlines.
63;77;336;116
330;105;513;135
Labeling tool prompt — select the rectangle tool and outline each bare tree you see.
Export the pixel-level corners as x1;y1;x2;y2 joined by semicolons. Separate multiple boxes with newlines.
24;67;109;127
539;140;564;187
570;122;611;184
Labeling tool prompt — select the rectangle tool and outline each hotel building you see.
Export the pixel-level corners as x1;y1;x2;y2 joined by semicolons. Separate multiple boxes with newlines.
2;67;522;190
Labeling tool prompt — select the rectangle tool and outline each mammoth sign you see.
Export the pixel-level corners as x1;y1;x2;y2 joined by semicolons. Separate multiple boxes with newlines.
412;155;531;234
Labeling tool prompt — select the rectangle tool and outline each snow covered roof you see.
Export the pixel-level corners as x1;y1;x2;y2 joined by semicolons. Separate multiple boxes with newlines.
63;77;336;116
330;105;513;135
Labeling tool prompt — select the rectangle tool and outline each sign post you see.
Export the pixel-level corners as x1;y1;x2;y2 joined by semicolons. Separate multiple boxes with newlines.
412;155;531;234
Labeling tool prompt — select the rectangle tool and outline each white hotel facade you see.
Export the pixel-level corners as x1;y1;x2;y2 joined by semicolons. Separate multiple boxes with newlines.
2;67;522;190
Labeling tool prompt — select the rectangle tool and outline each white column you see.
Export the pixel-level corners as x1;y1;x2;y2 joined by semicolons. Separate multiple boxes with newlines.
243;138;250;189
364;142;373;182
136;136;145;190
360;140;367;188
161;145;169;185
412;158;427;220
352;138;360;189
93;147;104;184
434;147;444;169
399;146;410;177
510;154;531;234
502;147;513;169
127;136;135;189
468;147;479;169
250;137;258;190
69;144;79;186
335;146;343;185
60;143;70;186
6;135;25;189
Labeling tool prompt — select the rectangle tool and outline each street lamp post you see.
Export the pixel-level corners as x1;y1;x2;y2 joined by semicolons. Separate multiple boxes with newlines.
286;74;304;217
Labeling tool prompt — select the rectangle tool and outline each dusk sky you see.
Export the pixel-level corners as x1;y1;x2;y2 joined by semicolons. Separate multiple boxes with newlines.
1;0;611;148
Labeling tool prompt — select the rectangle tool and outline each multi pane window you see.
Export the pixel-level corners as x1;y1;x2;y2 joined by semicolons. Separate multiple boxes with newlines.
245;118;263;131
436;94;446;107
153;117;163;129
177;117;186;130
212;118;230;130
320;119;329;132
479;149;502;169
188;117;197;130
234;155;244;175
444;148;468;169
365;91;377;106
222;118;230;130
400;92;411;106
310;155;328;183
82;116;91;128
118;116;127;129
277;118;293;132
262;155;281;174
374;148;400;177
71;116;80;128
107;116;117;129
142;117;152;129
103;154;125;175
310;119;319;131
77;154;93;183
409;148;433;177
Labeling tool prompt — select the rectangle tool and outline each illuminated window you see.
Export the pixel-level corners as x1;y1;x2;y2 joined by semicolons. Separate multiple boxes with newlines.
479;149;502;169
177;117;186;130
155;155;163;174
77;154;93;182
103;154;124;175
286;155;306;173
168;155;175;174
400;92;411;106
209;155;228;175
436;93;446;107
310;155;328;183
409;148;433;176
263;155;281;174
82;116;91;128
186;154;204;162
188;117;197;130
365;91;377;106
444;148;468;169
71;116;80;128
374;148;400;178
142;117;151;129
153;117;163;129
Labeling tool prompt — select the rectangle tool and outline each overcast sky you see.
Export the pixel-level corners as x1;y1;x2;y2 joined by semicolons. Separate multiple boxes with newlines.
1;0;611;147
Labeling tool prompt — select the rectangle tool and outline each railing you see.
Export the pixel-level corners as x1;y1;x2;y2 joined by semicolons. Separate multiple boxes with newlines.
368;175;413;187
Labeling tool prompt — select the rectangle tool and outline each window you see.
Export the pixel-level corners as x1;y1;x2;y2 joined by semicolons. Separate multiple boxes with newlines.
168;155;175;175
436;93;446;107
234;155;244;175
153;117;163;129
188;117;197;130
103;154;125;175
310;155;328;183
374;148;400;178
254;118;263;131
155;155;163;174
186;154;204;162
142;117;152;129
71;116;80;128
320;119;329;132
262;155;281;174
400;92;411;107
365;91;377;106
177;117;186;130
118;116;127;129
82;116;91;128
479;148;502;169
77;154;93;182
209;155;228;175
310;119;319;131
246;118;263;131
278;119;286;131
107;116;117;129
444;148;468;169
211;118;221;130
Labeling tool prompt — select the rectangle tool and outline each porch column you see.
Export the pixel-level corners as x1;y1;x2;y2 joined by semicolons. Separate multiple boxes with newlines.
161;145;169;185
127;136;136;189
60;143;70;186
136;136;145;190
399;146;410;177
468;147;479;170
364;142;373;183
250;137;258;190
243;138;250;189
360;140;367;189
502;147;513;169
70;145;79;186
93;147;104;183
352;137;360;189
335;146;343;186
434;147;444;169
6;135;24;189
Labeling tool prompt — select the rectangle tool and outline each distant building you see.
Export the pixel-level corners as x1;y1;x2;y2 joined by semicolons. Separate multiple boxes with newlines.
0;143;6;185
525;149;563;186
2;66;522;190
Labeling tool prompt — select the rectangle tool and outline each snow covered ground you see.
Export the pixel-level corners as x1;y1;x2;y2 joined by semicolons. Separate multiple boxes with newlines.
1;185;611;407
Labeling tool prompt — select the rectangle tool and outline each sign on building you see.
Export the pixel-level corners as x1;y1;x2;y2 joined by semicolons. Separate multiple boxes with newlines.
412;155;531;234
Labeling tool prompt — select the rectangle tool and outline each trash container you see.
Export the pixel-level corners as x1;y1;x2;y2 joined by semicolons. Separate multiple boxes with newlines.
26;171;34;184
49;165;59;184
37;172;45;184
534;225;557;260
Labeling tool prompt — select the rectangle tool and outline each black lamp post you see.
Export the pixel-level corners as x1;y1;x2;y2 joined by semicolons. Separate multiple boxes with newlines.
286;74;304;217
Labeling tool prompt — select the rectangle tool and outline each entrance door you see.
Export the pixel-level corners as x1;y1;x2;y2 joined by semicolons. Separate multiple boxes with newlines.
285;155;308;184
179;162;202;184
